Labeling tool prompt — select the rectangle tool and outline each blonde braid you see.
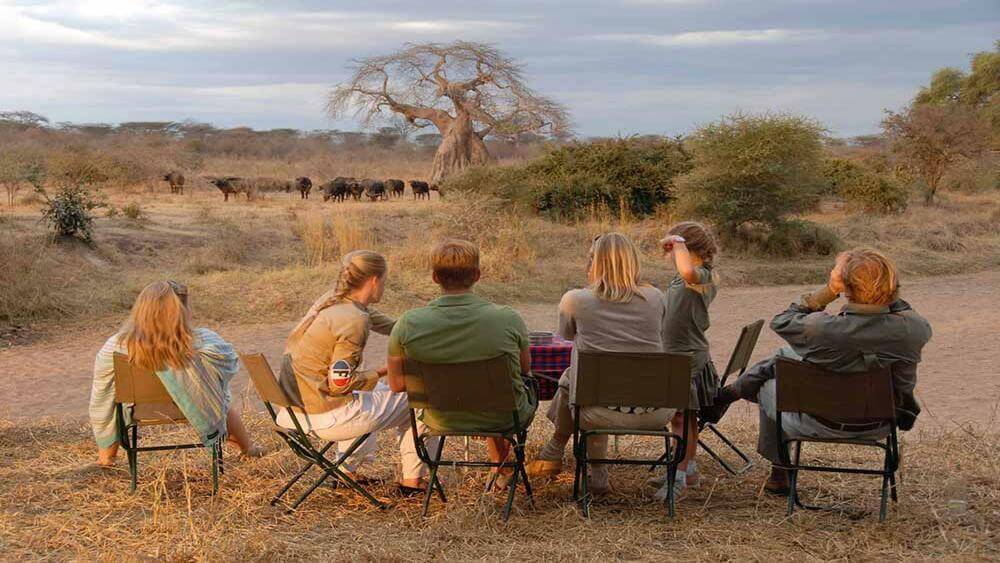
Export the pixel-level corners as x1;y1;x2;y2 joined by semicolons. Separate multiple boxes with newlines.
285;250;387;350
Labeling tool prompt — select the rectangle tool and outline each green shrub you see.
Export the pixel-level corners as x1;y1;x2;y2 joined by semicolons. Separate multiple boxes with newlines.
121;201;144;221
822;158;865;195
674;112;826;238
37;185;105;242
761;219;842;257
822;157;909;213
840;174;909;213
444;137;691;220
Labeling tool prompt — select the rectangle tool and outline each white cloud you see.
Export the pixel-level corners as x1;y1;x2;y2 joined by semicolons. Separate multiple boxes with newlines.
588;28;827;47
0;2;529;52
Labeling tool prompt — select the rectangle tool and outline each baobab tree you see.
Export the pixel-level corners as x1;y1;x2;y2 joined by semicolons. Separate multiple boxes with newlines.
328;41;571;182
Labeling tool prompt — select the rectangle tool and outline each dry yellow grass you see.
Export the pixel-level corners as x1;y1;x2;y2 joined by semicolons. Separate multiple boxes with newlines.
1;412;996;560
3;184;1000;335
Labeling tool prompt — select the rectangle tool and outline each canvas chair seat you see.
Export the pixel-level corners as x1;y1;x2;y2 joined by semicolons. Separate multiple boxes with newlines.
775;356;901;522
112;353;222;494
403;356;535;522
572;351;693;519
132;402;187;425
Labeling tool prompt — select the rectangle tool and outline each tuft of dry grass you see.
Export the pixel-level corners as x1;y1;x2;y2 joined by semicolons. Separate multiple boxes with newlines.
1;413;997;561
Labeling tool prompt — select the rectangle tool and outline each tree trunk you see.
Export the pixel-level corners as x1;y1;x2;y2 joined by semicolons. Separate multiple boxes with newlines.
429;113;492;183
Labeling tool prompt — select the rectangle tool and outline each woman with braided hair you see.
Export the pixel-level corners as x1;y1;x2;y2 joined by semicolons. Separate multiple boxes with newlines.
278;250;434;492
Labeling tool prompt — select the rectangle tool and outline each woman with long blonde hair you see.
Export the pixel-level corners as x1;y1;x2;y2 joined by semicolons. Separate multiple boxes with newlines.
278;250;432;493
525;233;674;493
90;281;259;466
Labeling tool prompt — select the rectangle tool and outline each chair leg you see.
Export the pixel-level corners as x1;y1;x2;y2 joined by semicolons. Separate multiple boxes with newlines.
318;436;386;509
211;443;220;496
502;452;520;522
423;436;445;518
666;465;676;519
579;437;590;518
287;472;331;513
515;434;533;505
889;471;898;503
699;424;754;476
129;426;139;493
272;460;317;505
786;469;798;518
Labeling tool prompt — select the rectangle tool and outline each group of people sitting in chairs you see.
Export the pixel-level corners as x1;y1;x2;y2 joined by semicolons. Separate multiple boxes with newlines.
89;220;932;518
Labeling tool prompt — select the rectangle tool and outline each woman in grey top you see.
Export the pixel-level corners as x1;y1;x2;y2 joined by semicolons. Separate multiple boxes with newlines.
525;233;674;493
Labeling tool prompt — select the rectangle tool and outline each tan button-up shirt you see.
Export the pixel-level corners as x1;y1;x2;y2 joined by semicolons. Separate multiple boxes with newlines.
280;300;395;414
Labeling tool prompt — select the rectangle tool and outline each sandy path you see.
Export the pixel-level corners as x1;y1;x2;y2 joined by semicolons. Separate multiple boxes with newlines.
1;270;997;433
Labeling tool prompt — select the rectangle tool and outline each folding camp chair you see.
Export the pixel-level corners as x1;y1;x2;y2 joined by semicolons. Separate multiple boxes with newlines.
699;319;764;475
240;353;385;512
573;351;692;518
774;356;900;522
112;353;223;494
648;319;764;476
403;356;536;522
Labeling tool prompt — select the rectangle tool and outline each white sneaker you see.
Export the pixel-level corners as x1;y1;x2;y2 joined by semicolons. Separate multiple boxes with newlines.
648;460;699;488
654;469;686;501
647;469;668;488
685;460;700;487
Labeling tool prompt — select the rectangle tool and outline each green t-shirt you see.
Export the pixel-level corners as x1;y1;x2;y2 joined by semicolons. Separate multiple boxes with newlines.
388;292;535;432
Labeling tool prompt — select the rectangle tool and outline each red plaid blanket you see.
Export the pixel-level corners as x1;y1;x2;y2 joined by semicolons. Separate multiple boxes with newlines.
530;336;573;400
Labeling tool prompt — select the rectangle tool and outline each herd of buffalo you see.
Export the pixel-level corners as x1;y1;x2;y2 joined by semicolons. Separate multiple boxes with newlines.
160;171;440;202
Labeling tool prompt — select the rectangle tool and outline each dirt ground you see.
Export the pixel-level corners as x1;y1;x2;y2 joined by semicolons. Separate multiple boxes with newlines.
0;268;996;435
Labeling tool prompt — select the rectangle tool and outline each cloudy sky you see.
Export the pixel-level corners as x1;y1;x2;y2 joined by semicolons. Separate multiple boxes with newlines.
1;0;997;137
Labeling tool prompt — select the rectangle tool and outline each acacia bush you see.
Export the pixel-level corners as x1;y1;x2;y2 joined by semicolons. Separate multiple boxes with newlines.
443;137;691;219
38;184;105;242
822;158;909;213
673;112;840;256
760;219;842;257
675;112;826;236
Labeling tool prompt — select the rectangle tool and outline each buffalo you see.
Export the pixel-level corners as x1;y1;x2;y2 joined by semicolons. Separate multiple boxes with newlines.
162;171;185;194
295;176;313;199
386;178;405;198
361;178;386;201
321;177;354;202
206;176;257;201
410;180;431;200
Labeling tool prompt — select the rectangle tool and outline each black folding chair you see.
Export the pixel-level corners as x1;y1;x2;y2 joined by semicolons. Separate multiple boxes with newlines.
240;353;385;512
699;319;764;475
112;353;223;494
403;356;536;522
774;356;900;522
572;351;692;518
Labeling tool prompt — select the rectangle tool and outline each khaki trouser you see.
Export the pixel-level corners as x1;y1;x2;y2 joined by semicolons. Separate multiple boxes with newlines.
280;382;439;480
537;385;675;488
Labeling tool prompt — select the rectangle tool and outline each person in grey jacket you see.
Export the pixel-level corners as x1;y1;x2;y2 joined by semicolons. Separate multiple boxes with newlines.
712;248;932;494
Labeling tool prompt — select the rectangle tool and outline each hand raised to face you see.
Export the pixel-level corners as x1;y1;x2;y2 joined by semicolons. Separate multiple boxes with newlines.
659;234;686;254
828;254;848;296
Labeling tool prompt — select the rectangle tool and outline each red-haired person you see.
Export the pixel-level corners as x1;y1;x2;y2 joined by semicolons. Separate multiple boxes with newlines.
713;248;932;494
90;281;260;467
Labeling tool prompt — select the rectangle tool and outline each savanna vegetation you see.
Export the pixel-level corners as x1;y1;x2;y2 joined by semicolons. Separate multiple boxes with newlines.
1;39;999;562
1;42;999;335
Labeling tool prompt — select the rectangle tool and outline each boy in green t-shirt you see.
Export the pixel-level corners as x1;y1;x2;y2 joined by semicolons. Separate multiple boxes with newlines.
387;239;536;471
